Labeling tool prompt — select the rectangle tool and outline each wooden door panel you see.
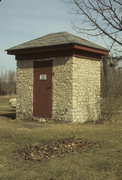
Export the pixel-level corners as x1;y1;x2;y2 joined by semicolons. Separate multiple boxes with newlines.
33;61;52;118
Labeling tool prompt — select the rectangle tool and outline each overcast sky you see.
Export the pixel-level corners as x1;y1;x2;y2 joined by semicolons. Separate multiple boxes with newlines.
0;0;111;71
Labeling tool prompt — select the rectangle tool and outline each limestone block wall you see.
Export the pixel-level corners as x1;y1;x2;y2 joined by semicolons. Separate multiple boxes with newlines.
72;57;101;123
52;57;73;122
16;60;33;120
16;56;101;123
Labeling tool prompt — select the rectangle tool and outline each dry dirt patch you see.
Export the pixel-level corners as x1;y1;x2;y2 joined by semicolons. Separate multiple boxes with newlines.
17;138;99;161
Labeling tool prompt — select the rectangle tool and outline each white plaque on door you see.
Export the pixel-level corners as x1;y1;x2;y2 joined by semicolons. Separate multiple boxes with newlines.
39;74;47;80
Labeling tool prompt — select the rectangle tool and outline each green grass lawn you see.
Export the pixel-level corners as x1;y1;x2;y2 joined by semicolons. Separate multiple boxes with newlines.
0;96;122;180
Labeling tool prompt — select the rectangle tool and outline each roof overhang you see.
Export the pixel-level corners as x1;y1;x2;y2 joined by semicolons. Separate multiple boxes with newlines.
6;43;109;55
6;43;109;61
74;45;109;55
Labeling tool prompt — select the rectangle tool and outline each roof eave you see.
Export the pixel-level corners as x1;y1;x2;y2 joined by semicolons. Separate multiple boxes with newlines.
6;43;109;56
74;44;109;55
6;43;74;55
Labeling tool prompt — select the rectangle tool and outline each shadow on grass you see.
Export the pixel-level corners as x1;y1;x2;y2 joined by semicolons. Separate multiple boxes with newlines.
0;109;16;119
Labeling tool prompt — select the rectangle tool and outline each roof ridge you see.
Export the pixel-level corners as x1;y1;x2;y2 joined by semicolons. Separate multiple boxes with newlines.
63;32;95;45
61;32;73;44
60;32;95;46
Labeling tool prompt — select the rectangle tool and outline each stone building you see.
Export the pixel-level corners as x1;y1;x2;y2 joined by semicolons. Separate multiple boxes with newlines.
6;32;109;123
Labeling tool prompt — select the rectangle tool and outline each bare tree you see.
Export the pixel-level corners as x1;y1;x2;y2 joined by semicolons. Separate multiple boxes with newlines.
68;0;122;55
0;67;16;96
100;56;122;122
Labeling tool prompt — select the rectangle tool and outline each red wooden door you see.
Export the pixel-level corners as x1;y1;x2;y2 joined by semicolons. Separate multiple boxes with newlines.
33;61;52;118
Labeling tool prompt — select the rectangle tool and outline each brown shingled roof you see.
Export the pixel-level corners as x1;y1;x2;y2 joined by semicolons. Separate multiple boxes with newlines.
6;32;109;52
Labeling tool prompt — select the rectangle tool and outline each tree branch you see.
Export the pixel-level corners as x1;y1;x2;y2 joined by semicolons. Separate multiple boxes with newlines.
113;0;122;6
73;0;122;46
89;0;122;31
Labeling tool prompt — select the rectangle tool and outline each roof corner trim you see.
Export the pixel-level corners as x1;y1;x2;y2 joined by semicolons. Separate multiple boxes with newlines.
73;45;109;55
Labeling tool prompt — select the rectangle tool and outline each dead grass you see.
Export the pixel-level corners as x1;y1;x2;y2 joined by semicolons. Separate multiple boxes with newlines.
0;96;122;180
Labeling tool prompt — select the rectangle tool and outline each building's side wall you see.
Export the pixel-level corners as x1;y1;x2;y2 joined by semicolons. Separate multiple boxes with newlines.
72;57;101;123
16;60;33;120
52;57;73;122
